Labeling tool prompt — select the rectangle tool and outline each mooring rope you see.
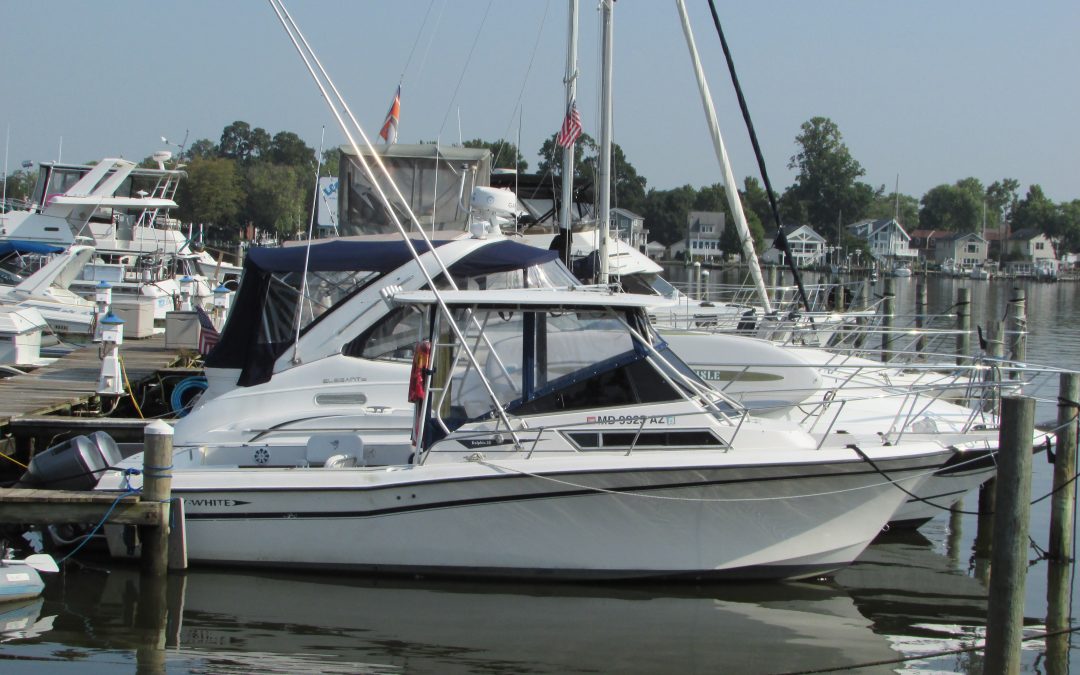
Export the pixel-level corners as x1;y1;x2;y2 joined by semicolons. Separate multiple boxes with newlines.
471;452;950;503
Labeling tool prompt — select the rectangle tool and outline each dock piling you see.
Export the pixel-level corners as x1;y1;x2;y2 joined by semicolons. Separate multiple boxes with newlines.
1009;288;1027;379
1049;372;1079;561
140;420;174;578
915;278;927;355
881;277;895;363
984;395;1035;674
956;287;971;367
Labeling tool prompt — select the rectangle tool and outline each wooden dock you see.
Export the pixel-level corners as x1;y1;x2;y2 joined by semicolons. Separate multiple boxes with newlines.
0;486;160;525
0;334;197;468
0;334;187;422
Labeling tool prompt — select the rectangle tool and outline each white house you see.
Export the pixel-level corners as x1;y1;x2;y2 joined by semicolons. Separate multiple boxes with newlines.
846;218;916;262
1005;227;1058;278
762;224;827;268
933;231;988;267
686;211;725;261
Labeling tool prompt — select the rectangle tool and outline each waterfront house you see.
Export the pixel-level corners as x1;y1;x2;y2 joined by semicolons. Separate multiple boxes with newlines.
1005;227;1058;278
933;231;988;268
908;229;942;259
846;218;916;264
762;224;828;268
644;240;667;260
686;211;725;262
611;208;649;251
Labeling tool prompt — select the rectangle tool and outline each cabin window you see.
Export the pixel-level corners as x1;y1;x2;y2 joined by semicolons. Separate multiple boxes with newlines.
258;268;381;347
345;305;426;361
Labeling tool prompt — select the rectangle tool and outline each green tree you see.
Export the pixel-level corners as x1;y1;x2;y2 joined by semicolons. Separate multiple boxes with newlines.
576;141;647;213
321;148;342;177
784;116;873;232
3;168;36;203
536;132;597;179
463;138;527;173
219;121;271;163
269;131;316;169
640;185;696;246
867;191;919;230
1057;200;1080;253
245;163;307;237
1011;184;1057;235
187;138;218;161
918;183;981;232
175;157;244;235
985;178;1020;231
742;176;776;232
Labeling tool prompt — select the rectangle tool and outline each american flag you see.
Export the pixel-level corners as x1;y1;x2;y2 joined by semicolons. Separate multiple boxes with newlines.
555;101;582;148
379;85;401;144
196;306;220;356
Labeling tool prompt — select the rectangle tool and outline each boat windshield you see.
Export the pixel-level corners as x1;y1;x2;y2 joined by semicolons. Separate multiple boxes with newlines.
346;259;579;362
440;306;682;422
618;272;679;299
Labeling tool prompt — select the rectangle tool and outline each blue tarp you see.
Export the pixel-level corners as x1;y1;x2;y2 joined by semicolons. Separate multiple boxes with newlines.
0;240;66;257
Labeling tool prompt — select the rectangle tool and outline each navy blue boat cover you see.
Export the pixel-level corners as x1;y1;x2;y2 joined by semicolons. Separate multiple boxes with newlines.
204;238;557;386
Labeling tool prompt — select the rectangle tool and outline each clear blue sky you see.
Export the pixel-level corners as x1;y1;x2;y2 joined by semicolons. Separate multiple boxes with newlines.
2;1;1076;203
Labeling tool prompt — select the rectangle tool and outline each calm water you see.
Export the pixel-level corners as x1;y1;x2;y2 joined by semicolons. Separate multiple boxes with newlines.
3;272;1079;674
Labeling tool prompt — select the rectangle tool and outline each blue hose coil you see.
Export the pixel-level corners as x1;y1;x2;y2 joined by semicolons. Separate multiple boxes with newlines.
171;376;208;417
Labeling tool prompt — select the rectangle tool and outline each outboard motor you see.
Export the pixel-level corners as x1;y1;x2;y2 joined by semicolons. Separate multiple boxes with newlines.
16;432;122;491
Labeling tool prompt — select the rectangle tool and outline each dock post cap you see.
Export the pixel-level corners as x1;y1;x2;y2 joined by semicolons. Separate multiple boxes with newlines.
144;419;174;437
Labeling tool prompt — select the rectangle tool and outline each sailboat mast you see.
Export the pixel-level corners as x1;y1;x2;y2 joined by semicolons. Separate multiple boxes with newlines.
558;0;579;265
597;0;613;284
675;0;771;313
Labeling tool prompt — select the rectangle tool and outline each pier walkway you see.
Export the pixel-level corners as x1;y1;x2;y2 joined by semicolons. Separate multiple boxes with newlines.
0;336;195;462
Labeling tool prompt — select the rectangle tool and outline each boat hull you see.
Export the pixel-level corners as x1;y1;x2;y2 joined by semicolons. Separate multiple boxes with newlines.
103;450;948;580
0;563;44;602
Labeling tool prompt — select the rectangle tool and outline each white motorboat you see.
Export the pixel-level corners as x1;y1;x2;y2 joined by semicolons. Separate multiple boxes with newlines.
661;331;1046;526
0;244;97;335
0;156;237;298
96;278;954;580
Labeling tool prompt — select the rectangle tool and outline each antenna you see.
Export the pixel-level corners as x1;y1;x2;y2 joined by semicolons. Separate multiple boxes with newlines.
290;125;326;364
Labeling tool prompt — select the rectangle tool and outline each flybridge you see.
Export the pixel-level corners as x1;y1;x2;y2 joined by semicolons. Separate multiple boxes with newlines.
1;158;184;247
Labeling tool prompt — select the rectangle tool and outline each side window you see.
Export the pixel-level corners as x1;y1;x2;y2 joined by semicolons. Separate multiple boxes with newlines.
342;305;425;360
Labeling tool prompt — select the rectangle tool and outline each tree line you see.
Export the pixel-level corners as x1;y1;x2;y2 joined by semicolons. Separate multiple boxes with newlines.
3;116;1075;257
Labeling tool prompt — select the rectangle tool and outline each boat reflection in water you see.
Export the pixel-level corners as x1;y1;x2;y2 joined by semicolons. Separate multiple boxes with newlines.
9;532;1017;675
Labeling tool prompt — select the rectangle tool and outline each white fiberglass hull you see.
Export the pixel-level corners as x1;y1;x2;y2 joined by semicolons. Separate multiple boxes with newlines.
101;448;948;580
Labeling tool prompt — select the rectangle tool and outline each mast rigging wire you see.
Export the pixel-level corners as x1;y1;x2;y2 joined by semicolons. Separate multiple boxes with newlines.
704;0;812;315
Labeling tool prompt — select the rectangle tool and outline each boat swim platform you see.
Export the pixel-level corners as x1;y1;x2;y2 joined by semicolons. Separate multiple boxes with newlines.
0;335;196;456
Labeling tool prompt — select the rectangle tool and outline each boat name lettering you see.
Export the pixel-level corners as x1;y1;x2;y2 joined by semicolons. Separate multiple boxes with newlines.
586;415;674;425
323;376;367;384
461;437;509;448
186;498;250;507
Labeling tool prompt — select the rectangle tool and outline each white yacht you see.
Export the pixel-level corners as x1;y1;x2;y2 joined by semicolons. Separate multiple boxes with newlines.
0;244;97;336
0;156;233;315
92;236;956;579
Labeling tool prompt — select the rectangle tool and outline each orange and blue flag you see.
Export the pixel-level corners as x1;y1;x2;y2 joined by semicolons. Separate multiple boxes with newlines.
379;85;401;144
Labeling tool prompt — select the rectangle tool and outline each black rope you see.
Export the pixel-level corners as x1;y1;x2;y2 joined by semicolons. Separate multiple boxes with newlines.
848;444;984;517
703;0;811;315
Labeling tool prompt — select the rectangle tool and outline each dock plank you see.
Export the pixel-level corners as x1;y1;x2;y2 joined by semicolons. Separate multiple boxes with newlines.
0;334;185;426
0;487;162;525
